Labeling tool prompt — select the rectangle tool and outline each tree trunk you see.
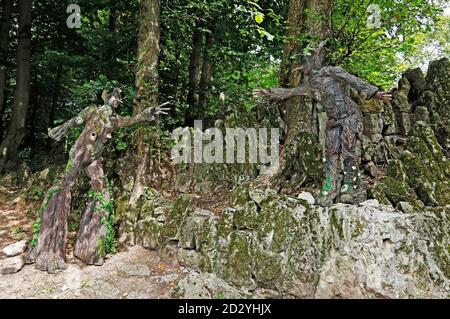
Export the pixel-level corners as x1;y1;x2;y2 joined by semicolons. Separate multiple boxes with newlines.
129;0;161;206
0;0;32;173
273;0;332;192
47;65;63;149
0;0;13;144
198;32;213;116
185;30;204;126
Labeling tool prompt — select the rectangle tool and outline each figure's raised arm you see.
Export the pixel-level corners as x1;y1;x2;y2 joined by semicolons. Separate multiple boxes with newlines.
321;66;382;100
48;105;96;141
114;102;170;129
253;83;315;102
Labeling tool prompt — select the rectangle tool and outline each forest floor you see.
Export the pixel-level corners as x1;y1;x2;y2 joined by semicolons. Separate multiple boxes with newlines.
0;186;186;299
0;245;185;299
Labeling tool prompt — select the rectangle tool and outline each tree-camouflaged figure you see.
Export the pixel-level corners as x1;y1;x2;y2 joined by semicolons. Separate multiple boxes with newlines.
255;42;392;207
26;88;169;273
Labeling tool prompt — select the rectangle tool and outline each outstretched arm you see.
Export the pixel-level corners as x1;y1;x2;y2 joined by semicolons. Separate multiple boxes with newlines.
114;103;170;129
253;83;315;102
322;66;391;101
48;106;97;141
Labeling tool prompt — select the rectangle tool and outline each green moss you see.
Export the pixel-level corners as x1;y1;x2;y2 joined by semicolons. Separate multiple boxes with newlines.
161;194;195;239
217;231;254;288
377;177;419;206
65;158;74;173
231;183;251;207
253;249;283;289
367;184;391;205
233;201;259;230
134;218;163;249
330;209;344;240
387;159;407;183
397;122;450;206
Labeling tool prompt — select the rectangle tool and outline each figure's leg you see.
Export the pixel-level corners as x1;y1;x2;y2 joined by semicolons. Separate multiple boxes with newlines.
340;114;363;203
73;160;111;265
317;120;342;207
25;164;81;273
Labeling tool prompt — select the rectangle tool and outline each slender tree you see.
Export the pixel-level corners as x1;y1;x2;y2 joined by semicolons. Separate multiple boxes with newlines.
185;30;204;126
0;0;33;173
0;0;14;141
129;0;161;205
198;31;213;114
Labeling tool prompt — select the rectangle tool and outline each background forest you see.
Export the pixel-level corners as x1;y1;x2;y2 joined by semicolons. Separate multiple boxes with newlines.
0;0;448;174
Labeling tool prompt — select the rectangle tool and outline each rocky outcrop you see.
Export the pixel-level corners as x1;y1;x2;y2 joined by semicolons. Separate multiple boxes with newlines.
369;121;450;208
122;186;449;299
120;58;450;299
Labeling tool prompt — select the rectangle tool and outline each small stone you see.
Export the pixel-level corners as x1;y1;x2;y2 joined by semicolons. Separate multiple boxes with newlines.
2;240;28;257
298;192;315;205
0;256;25;275
359;199;379;208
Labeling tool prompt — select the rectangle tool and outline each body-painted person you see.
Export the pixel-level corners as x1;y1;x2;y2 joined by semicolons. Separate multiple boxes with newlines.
254;41;392;206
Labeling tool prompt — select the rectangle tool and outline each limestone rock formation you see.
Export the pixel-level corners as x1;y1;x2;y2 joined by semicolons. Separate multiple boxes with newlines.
123;185;449;298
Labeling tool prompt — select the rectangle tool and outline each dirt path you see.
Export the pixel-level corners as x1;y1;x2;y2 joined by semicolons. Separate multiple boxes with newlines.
0;187;34;253
0;186;185;299
0;245;185;299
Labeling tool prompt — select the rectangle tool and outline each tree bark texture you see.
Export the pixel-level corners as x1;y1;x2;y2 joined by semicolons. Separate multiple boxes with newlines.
0;0;32;173
129;0;161;206
185;30;204;126
274;0;332;191
198;32;213;114
0;0;13;141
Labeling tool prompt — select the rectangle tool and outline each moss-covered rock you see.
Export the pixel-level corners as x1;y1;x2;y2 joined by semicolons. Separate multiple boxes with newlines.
134;218;163;249
400;121;450;206
233;201;259;230
161;194;195;240
214;230;255;289
178;209;215;250
372;176;419;207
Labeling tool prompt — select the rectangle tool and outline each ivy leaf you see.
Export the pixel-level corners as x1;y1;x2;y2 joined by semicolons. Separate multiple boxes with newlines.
255;13;264;24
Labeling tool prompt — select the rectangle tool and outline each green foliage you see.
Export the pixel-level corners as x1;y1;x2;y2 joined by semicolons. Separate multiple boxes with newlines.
87;185;117;255
331;0;448;87
5;0;447;177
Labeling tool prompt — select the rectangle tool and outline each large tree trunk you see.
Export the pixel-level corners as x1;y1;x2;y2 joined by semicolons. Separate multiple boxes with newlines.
129;0;161;206
273;0;332;192
0;0;13;141
0;0;32;173
185;30;204;126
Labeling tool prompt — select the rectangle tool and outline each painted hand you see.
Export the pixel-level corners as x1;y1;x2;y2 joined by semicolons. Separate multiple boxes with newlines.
143;101;171;121
252;88;271;98
374;91;393;102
